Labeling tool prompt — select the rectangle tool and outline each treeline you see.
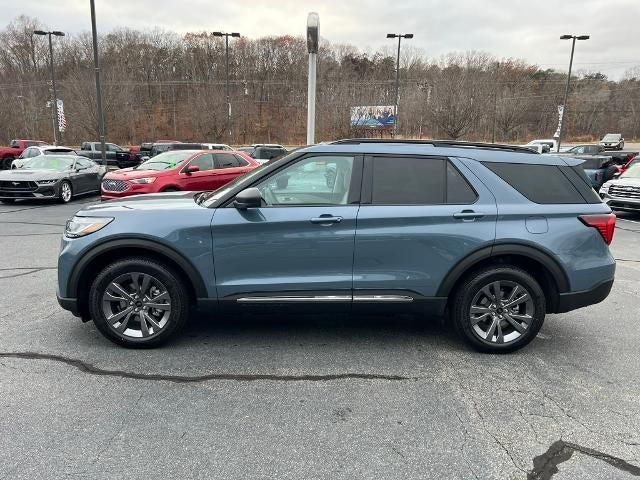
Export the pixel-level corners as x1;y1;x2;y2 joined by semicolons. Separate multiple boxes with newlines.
0;15;639;146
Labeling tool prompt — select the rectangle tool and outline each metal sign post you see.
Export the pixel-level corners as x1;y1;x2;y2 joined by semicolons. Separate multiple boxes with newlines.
306;13;319;145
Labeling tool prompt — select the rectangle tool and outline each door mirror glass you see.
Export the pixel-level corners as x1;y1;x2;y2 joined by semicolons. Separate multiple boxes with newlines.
233;187;262;209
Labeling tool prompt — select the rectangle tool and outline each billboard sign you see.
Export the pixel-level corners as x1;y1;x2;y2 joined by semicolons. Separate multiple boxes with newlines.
350;105;396;128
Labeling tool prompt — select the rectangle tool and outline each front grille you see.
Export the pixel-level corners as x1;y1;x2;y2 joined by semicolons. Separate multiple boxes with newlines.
608;184;640;199
101;179;130;192
0;180;37;192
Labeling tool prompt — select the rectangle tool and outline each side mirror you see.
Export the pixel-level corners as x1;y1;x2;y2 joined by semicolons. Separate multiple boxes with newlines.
186;165;200;174
233;187;262;210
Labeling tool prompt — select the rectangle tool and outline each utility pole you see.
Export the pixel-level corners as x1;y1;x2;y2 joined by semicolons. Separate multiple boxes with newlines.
556;34;589;152
89;0;107;168
386;33;413;138
33;29;65;145
212;31;240;145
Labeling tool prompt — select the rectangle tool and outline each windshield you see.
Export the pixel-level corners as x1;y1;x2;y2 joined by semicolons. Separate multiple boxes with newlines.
621;164;640;179
603;134;620;141
136;151;192;170
24;156;74;170
199;161;272;206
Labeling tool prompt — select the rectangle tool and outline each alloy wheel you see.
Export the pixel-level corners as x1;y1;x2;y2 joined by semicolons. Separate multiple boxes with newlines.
101;272;172;338
61;182;72;202
469;280;534;344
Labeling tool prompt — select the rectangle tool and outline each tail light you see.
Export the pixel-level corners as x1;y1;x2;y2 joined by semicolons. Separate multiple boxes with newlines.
579;213;616;245
594;172;599;182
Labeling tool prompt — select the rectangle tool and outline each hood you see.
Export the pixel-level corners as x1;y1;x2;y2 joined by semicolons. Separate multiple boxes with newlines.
611;176;640;187
0;168;66;181
79;191;201;214
104;168;173;180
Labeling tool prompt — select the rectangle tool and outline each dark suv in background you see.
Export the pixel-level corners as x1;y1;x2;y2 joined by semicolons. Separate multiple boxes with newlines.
57;140;615;353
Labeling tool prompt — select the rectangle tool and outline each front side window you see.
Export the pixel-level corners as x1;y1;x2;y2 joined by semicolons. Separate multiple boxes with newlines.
188;153;215;171
138;151;192;171
256;155;354;206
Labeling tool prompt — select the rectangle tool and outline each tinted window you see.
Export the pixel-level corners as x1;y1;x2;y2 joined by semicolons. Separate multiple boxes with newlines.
215;153;241;168
446;162;477;204
233;154;249;166
564;166;602;204
372;157;445;204
189;153;215;171
483;162;585;204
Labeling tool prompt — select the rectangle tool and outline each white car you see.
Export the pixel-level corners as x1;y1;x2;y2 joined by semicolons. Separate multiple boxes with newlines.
201;143;233;151
526;139;558;153
11;145;77;169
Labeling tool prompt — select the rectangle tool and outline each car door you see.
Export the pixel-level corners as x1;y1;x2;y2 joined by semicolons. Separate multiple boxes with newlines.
76;158;101;191
210;154;362;304
353;155;497;305
211;153;251;188
178;153;217;191
69;158;93;193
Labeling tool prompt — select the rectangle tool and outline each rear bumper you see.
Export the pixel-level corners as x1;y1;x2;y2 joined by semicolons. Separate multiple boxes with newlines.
553;278;614;313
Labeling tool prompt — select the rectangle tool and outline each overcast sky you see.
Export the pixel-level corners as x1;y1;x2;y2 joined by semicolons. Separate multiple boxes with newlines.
2;0;639;79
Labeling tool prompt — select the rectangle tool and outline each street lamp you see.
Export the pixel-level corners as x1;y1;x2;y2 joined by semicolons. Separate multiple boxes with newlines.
33;29;65;145
212;31;241;145
386;33;413;137
556;34;589;152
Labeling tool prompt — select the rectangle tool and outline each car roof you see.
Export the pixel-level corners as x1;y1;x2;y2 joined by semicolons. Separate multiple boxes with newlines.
298;140;572;166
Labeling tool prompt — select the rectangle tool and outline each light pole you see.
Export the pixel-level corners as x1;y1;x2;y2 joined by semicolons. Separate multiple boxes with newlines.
556;34;589;152
386;33;413;138
33;29;64;145
89;0;107;168
212;31;240;145
306;12;319;145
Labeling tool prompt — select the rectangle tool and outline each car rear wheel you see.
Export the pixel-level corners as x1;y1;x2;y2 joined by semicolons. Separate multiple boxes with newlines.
59;180;73;203
88;257;189;348
451;265;545;353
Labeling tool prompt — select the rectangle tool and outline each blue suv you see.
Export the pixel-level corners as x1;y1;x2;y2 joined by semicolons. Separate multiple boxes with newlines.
57;140;616;352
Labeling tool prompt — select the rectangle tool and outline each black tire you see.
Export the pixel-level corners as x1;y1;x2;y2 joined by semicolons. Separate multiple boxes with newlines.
603;165;619;182
88;257;189;348
3;156;14;170
58;180;73;203
451;265;546;353
163;187;180;192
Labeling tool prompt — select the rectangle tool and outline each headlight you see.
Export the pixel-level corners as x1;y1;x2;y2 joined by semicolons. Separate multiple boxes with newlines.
65;216;113;238
37;179;57;184
130;177;156;184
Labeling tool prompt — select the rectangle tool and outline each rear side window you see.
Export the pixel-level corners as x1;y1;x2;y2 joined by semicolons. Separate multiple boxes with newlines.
371;157;445;204
215;153;241;168
483;162;585;204
447;162;477;204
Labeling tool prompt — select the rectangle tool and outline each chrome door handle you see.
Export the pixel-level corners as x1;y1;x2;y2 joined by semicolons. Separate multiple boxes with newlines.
310;215;343;225
453;210;484;221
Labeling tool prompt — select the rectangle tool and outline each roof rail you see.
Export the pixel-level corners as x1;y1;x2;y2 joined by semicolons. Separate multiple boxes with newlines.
329;138;538;154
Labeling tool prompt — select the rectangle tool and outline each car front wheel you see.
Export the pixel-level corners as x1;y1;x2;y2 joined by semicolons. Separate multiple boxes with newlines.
88;257;189;347
59;180;73;203
451;265;545;353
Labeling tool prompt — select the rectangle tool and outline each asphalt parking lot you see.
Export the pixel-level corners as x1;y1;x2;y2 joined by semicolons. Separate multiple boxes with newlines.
1;195;639;480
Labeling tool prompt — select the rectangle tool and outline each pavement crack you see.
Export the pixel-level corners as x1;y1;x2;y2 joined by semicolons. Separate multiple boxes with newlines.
0;352;417;383
0;267;56;279
528;439;640;480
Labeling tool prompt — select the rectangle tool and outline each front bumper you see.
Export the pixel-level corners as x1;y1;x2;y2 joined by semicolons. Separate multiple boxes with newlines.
57;293;80;317
553;278;614;313
601;192;640;212
0;182;60;199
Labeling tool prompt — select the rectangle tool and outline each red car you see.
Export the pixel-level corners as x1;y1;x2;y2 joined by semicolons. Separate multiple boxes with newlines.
101;150;259;200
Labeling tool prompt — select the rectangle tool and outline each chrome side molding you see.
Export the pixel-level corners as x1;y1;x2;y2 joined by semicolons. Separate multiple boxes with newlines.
236;294;414;303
